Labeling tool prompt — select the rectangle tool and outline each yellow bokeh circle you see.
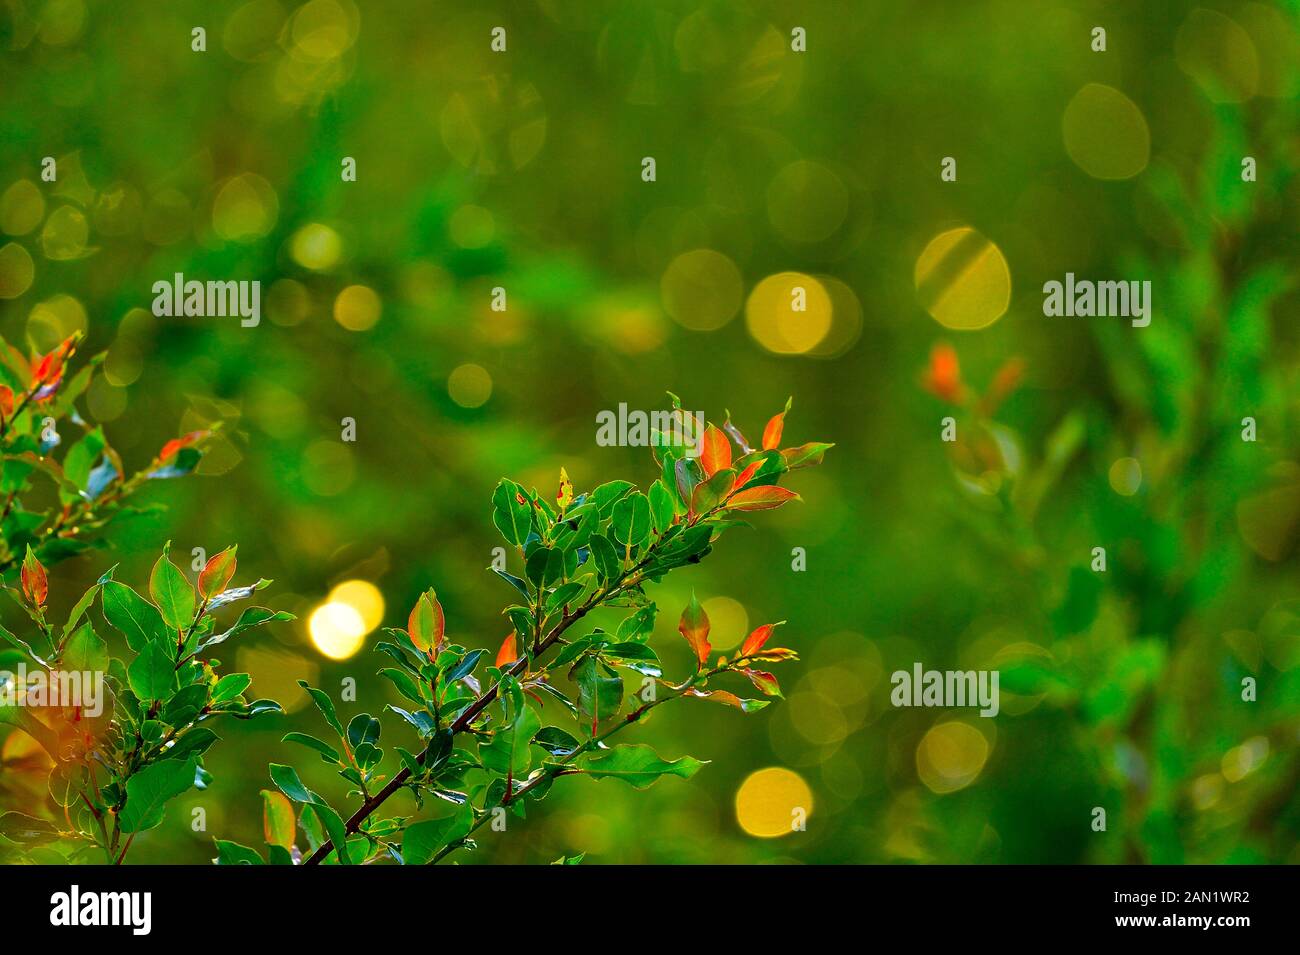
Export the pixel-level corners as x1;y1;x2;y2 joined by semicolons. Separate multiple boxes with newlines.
0;243;35;299
734;766;813;838
916;721;989;794
448;363;493;408
309;601;366;660
661;248;743;331
914;227;1011;331
745;271;833;354
333;284;381;331
327;579;385;633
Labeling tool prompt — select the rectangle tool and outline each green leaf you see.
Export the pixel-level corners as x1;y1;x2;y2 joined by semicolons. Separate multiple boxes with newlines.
402;801;473;865
648;480;676;534
214;839;265;865
588;534;621;583
150;547;195;631
261;789;296;849
591;480;633;516
269;763;323;805
210;672;252;704
282;732;342;764
299;681;345;738
119;757;197;831
491;479;533;546
306;802;351;865
101;580;167;653
573;656;623;723
611;491;651;549
128;641;177;702
479;697;542;776
60;622;107;673
575;744;706;789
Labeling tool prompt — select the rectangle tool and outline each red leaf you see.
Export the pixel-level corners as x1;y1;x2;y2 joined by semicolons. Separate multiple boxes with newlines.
761;397;792;451
0;385;13;419
740;621;785;658
158;430;210;463
677;591;711;669
922;343;963;403
731;460;761;491
407;590;446;656
29;335;77;391
20;546;46;609
198;546;238;600
496;632;517;669
699;425;731;479
742;669;782;697
725;485;800;511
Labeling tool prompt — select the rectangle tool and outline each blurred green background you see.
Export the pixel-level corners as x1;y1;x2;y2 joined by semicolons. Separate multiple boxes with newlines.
2;0;1299;863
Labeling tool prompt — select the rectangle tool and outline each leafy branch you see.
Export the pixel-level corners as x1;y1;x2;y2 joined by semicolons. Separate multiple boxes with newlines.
228;396;830;866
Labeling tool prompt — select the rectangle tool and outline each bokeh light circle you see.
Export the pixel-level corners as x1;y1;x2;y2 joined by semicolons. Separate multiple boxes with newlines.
309;601;366;660
914;227;1011;330
745;271;833;354
661;248;743;331
1062;84;1150;180
735;766;813;838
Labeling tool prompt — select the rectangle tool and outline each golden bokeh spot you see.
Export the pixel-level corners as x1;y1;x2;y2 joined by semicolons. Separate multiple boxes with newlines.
309;601;367;660
0;180;46;235
1109;456;1142;496
302;439;355;496
41;205;89;260
448;363;493;408
290;223;343;270
916;721;990;794
735;766;813;838
327;579;385;633
212;173;279;242
914;226;1011;331
1175;8;1259;103
766;160;848;244
701;595;748;651
333;284;381;331
28;294;87;350
661;248;743;331
0;243;35;299
449;205;496;249
1062;83;1150;180
745;271;833;354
